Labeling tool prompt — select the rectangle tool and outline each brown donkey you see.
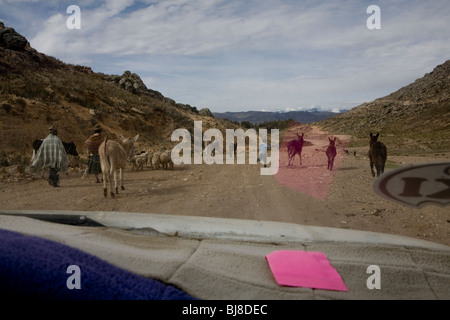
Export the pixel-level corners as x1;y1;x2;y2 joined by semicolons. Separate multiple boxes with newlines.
287;133;304;167
99;134;139;198
368;132;387;177
325;137;337;171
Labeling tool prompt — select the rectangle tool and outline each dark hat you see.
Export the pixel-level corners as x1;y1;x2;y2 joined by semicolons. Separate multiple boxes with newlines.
48;126;58;135
94;124;102;133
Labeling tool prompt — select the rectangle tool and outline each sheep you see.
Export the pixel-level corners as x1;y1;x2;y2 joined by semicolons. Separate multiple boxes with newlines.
146;153;154;169
159;151;174;169
151;152;161;170
368;132;387;177
140;151;150;165
133;151;149;171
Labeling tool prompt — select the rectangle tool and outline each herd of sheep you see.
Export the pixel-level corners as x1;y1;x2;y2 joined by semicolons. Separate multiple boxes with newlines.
132;150;174;171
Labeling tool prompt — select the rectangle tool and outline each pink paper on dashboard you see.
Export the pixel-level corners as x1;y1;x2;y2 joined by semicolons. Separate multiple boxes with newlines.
265;250;348;291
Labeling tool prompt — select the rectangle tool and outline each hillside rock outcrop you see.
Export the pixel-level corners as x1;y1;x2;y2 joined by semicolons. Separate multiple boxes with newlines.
0;22;28;51
199;108;214;117
320;60;450;151
0;21;66;73
104;71;165;100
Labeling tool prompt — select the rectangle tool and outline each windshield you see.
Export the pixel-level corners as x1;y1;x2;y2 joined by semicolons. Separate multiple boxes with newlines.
1;0;449;303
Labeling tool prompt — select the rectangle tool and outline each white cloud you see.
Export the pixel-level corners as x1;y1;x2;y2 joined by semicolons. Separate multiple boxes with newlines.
27;1;345;56
2;0;450;112
0;0;39;3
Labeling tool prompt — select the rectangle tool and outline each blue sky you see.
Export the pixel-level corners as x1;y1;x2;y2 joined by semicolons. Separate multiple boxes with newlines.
1;0;449;113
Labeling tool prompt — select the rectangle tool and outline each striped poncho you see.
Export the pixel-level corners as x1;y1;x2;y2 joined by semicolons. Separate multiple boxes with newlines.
27;134;69;174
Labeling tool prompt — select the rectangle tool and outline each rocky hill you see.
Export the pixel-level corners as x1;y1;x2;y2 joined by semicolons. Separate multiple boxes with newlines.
319;60;450;154
0;22;235;167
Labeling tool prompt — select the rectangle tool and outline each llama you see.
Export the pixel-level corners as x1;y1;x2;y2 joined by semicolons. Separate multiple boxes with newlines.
287;133;304;167
368;132;387;177
99;134;139;198
325;137;337;171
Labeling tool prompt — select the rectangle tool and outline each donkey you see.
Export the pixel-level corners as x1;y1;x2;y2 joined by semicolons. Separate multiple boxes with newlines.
99;134;139;198
287;133;304;167
368;132;387;177
325;137;337;171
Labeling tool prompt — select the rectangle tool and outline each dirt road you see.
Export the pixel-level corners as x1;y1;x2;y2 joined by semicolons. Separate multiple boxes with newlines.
1;125;449;246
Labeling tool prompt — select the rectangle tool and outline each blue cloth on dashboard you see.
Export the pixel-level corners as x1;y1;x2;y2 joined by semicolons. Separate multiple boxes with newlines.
0;229;197;300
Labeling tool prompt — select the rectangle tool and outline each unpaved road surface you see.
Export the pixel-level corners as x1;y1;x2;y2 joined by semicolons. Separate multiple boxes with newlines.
1;125;449;246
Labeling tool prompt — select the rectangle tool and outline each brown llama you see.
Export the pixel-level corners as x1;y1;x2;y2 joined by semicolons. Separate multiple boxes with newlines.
325;137;337;171
368;132;387;177
287;133;304;167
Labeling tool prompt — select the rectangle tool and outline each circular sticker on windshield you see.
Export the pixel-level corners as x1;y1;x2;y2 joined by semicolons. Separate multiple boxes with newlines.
373;162;450;208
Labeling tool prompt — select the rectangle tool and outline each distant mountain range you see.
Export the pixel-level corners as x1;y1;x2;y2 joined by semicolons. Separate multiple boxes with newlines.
213;109;347;124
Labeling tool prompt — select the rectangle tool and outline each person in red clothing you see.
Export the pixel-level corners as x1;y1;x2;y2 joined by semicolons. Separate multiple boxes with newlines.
83;124;105;183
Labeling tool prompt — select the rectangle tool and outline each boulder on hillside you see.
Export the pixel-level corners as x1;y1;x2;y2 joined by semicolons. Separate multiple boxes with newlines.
119;71;147;93
113;70;165;100
199;108;214;117
0;22;28;51
0;22;65;73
